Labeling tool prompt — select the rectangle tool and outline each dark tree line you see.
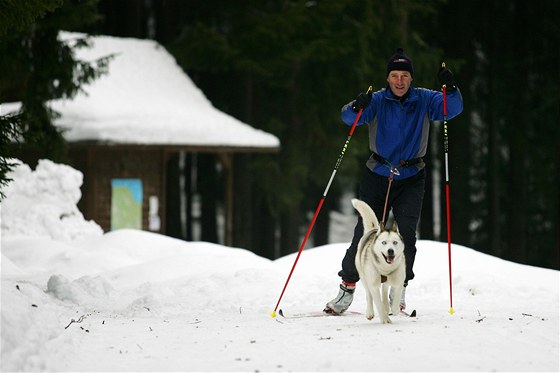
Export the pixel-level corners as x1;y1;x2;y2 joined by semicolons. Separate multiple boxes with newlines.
426;0;559;269
0;0;111;163
1;0;557;269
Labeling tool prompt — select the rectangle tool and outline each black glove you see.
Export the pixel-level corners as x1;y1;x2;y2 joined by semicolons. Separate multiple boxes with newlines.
351;91;372;112
438;67;456;91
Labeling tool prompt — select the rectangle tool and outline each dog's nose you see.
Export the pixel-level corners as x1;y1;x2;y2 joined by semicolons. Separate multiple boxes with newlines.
388;248;394;257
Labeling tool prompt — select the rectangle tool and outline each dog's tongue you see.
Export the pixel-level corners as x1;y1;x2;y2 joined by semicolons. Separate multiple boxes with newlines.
385;255;395;264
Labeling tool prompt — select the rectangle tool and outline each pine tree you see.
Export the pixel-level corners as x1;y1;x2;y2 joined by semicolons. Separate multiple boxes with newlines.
0;0;111;199
0;113;22;200
0;0;63;200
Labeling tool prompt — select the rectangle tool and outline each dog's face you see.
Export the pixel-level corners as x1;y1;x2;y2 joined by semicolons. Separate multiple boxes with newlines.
373;224;405;267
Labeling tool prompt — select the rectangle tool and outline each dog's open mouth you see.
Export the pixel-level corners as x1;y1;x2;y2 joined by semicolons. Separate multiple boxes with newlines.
383;253;395;264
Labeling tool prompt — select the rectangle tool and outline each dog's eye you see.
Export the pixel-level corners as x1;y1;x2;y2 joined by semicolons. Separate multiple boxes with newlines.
393;241;398;245
381;241;387;245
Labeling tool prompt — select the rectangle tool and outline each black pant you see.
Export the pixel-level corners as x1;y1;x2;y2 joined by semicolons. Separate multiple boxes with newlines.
340;167;426;284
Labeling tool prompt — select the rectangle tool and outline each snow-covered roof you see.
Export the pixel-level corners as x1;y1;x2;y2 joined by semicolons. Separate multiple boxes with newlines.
34;32;280;149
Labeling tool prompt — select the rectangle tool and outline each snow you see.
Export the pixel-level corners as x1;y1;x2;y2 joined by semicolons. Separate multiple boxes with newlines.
1;32;280;149
0;159;103;242
1;160;559;372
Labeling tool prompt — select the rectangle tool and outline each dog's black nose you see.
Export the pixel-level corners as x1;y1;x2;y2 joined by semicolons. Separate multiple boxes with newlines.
388;248;394;257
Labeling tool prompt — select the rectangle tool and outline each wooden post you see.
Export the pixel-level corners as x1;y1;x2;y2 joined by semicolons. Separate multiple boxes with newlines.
218;153;233;246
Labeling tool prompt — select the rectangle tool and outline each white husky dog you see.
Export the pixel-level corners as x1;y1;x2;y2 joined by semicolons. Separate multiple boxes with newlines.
352;198;406;323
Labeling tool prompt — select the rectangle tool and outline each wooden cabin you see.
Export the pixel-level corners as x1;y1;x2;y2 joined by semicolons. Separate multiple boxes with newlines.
5;33;279;246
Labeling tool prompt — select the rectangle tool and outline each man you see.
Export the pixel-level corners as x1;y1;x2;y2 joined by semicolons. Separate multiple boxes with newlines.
324;48;463;314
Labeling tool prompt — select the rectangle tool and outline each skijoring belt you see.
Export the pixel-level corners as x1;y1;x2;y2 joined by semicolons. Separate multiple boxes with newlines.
371;152;423;169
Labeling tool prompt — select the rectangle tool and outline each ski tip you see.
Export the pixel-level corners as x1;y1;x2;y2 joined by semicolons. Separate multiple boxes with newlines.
269;310;277;318
448;307;455;315
400;309;417;317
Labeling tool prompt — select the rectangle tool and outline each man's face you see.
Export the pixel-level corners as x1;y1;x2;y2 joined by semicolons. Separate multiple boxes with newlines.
387;70;413;97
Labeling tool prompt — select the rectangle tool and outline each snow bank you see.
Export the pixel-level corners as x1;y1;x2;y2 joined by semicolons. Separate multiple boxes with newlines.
1;159;103;241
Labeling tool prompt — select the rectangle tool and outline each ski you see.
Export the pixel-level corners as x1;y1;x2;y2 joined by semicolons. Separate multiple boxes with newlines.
400;309;417;317
278;309;416;319
278;309;362;319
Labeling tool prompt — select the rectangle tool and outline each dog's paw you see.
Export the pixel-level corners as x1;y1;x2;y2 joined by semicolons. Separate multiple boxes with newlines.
366;313;374;320
381;315;393;324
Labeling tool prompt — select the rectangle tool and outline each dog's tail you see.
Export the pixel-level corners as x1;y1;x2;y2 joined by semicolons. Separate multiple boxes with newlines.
351;199;380;233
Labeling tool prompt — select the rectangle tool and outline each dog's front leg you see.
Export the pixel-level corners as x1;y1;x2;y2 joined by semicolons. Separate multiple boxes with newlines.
373;287;391;324
365;290;375;320
381;283;391;315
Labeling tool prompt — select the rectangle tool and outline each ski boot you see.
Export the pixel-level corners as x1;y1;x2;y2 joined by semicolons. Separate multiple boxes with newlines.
324;281;356;314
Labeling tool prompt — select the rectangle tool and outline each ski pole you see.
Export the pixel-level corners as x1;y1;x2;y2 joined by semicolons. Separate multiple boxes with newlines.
270;86;373;318
442;62;455;315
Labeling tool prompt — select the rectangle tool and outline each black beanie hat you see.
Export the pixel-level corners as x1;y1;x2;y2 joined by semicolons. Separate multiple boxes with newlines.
386;47;414;77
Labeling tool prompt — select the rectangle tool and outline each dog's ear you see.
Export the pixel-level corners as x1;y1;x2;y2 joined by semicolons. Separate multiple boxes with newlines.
392;221;399;233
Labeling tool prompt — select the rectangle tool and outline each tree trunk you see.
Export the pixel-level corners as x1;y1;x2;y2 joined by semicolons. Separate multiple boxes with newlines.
506;0;529;263
280;206;301;257
252;195;277;259
233;154;253;250
313;193;334;247
165;154;182;239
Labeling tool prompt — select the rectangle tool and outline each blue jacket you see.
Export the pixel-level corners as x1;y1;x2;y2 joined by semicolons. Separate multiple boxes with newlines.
341;86;463;179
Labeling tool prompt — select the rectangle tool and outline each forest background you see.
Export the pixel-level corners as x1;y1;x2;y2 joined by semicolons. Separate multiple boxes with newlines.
1;0;558;270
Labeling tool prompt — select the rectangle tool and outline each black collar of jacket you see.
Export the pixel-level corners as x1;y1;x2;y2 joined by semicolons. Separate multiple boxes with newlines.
385;85;413;104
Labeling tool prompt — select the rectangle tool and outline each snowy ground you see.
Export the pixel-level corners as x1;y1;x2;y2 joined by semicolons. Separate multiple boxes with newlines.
2;160;559;372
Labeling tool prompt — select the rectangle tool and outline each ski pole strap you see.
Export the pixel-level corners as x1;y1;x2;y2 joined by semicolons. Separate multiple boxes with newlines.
372;153;423;170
